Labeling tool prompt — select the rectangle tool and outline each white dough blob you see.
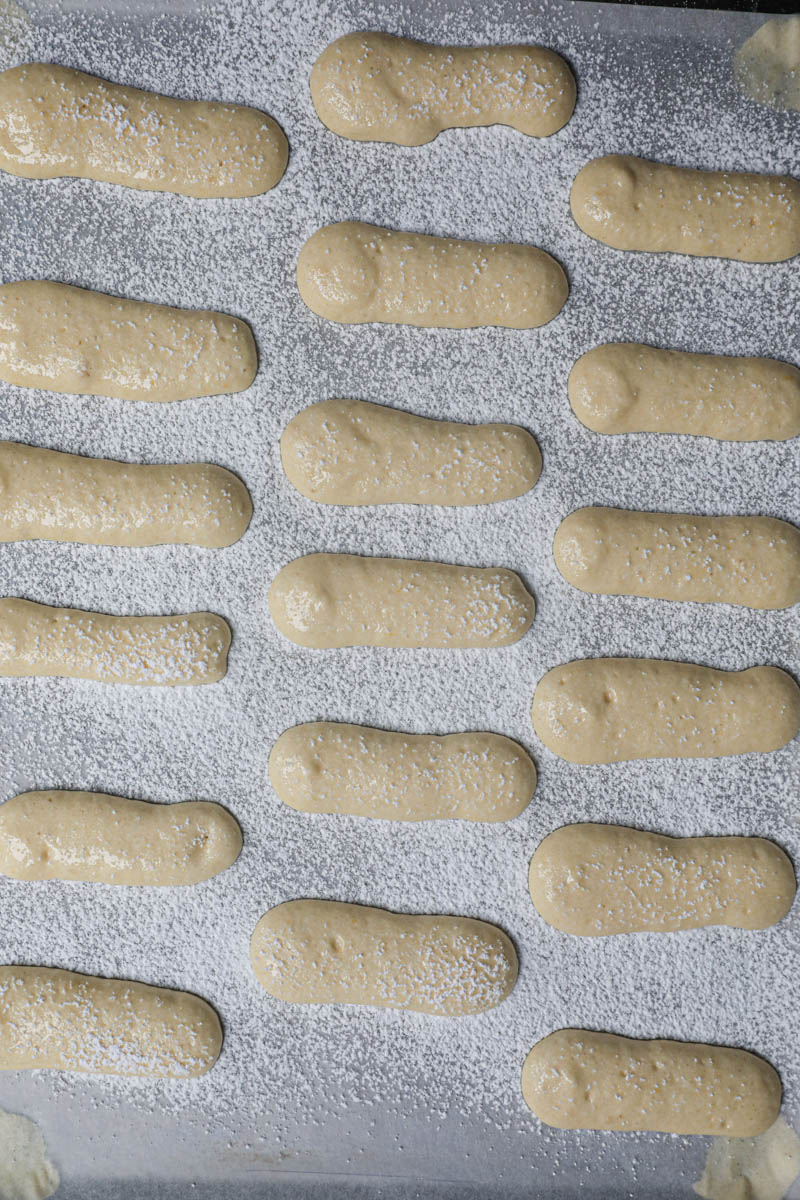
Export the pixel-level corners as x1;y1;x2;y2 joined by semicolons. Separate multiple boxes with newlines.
734;17;800;112
694;1117;800;1200
0;1110;59;1200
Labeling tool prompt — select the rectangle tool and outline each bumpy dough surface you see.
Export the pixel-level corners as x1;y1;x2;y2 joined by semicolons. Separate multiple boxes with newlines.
529;823;796;935
554;508;800;609
0;966;221;1077
0;1109;60;1200
0;790;242;885
568;343;800;441
570;155;800;262
297;221;568;329
269;722;536;822
522;1030;781;1135
310;33;576;144
0;598;230;686
268;553;534;648
734;16;800;113
280;398;541;506
0;63;288;197
250;899;517;1015
0;440;252;547
0;281;257;402
531;658;800;764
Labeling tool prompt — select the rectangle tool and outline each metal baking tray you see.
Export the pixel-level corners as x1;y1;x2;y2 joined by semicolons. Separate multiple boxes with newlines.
0;0;797;1195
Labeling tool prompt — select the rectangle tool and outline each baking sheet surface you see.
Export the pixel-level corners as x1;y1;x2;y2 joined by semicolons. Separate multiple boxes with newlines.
0;0;797;1196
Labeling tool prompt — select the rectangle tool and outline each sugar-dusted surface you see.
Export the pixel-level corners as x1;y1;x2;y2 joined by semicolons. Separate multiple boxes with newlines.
553;509;800;609
0;966;222;1077
0;61;288;197
250;899;518;1016
280;398;542;506
0;280;258;402
0;0;797;1197
529;824;796;935
533;660;800;763
0;598;231;684
0;441;253;547
522;1030;782;1136
268;553;535;648
309;34;576;145
570;155;800;263
269;723;536;821
297;220;569;328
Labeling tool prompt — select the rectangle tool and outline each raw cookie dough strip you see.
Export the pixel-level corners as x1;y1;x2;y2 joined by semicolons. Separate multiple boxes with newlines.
554;508;800;609
568;343;800;440
529;824;796;934
0;791;242;884
281;399;541;506
570;155;800;261
250;900;517;1015
270;723;536;821
531;658;800;763
310;33;576;144
522;1030;781;1135
0;966;221;1077
268;553;534;648
297;222;568;329
0;598;230;685
0;63;288;197
0;440;252;547
0;281;257;402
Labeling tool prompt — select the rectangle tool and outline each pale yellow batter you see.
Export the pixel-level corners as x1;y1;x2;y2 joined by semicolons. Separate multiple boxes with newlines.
0;966;221;1077
568;343;800;440
0;440;252;547
531;658;800;763
250;899;518;1015
554;508;800;609
268;553;534;648
571;155;800;261
280;398;541;506
0;63;288;197
0;281;257;402
269;722;536;821
0;791;242;885
522;1030;781;1135
0;598;230;685
310;33;576;144
297;221;568;328
529;824;795;935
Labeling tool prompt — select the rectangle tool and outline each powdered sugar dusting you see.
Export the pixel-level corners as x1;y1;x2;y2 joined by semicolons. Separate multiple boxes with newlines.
0;0;796;1194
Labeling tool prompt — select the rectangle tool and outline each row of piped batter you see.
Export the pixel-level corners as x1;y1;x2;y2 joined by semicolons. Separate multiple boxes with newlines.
0;33;796;1144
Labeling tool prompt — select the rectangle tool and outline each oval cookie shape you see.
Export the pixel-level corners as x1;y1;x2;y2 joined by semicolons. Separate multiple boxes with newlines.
310;33;576;144
0;791;242;885
0;966;221;1077
529;824;796;935
0;63;287;197
270;723;536;822
0;281;257;402
570;155;800;262
268;553;534;649
554;508;800;609
0;441;252;548
281;399;541;506
531;658;800;763
250;900;518;1015
0;598;230;686
568;343;800;441
522;1030;781;1135
297;221;568;329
